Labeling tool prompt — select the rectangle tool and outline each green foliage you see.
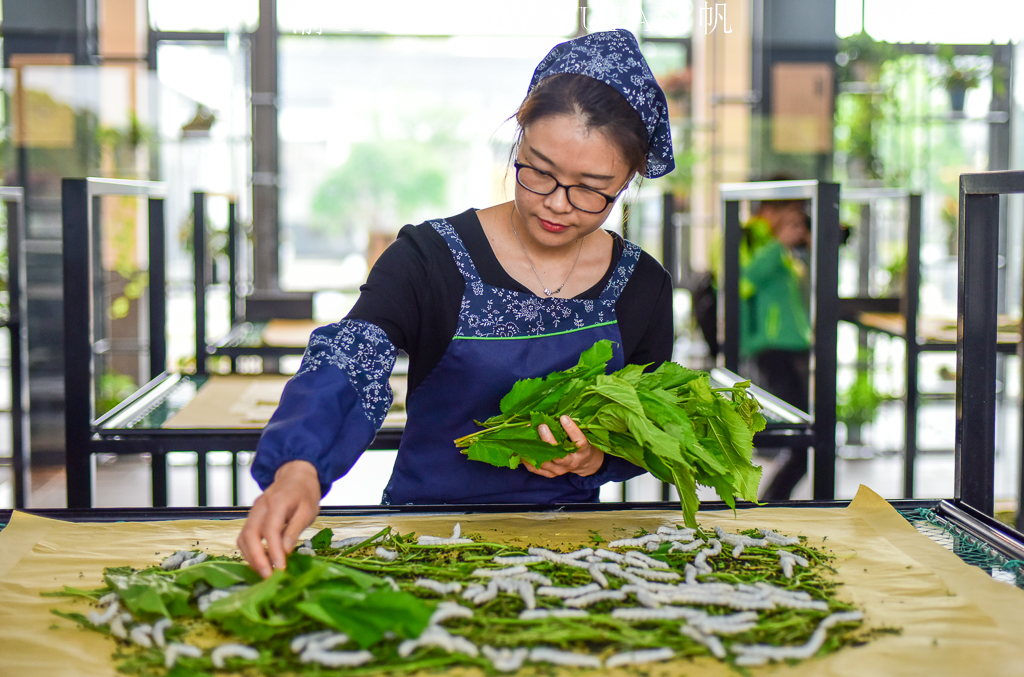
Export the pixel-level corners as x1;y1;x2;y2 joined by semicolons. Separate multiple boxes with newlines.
836;349;893;428
455;341;766;528
934;45;985;91
97;370;137;415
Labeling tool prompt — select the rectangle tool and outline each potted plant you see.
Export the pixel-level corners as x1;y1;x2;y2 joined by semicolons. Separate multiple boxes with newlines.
935;45;985;113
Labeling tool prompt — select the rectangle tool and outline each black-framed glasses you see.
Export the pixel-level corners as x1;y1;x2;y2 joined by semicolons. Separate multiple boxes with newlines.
513;161;622;214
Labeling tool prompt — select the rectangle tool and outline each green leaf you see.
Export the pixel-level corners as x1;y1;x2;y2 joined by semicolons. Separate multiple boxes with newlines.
296;586;434;648
310;527;334;550
174;561;262;589
104;572;193;619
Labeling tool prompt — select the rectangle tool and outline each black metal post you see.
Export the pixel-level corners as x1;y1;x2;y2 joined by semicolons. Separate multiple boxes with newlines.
63;179;94;509
148;198;166;380
228;200;238;325
6;194;30;509
955;187;999;515
662;192;677;286
197;450;208;507
903;194;922;498
194;192;207;376
151;448;167;507
811;183;840;500
721;199;742;372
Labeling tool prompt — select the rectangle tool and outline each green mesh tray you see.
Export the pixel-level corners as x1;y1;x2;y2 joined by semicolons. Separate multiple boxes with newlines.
900;507;1024;589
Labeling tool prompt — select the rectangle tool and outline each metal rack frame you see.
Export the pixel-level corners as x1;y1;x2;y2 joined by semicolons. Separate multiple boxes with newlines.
955;170;1024;520
0;188;29;508
717;180;841;499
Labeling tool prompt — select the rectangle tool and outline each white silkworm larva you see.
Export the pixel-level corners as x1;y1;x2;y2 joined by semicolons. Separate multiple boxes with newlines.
519;609;588;620
331;535;379;549
704;539;722;556
472;581;499;605
680;625;726;659
98;592;119;606
308;634;351;652
536;583;601;598
398;626;478;658
594;548;625;563
564;547;594;559
211;644;260;668
645;540;661;552
129;624;153;648
375;547;398;561
658;526;696;537
417;536;474;545
780;558;795;579
164;643;203;669
761;528;800;546
713;526;768;548
430;602;474;625
621;555;650;569
296;547;316;556
517;581;536;610
461;584;485;600
604;647;675;668
109;616;128;639
668;539;704;554
471;565;528;578
302;539;313;549
731;611;863;662
300;649;374;667
511;572;552;586
88;600;120;626
160;551;189;571
452;522;461;539
528;647;602;668
589;565;609;589
624;551;672;569
482;646;529;673
178;552;208;569
291;630;335;653
731;544;745;558
778;550;810;567
684;563;697;585
492;555;543;565
562;589;628;608
152;618;171;648
624;567;680;581
414;579;463;595
612;607;698;621
607;534;660;548
382;576;400;592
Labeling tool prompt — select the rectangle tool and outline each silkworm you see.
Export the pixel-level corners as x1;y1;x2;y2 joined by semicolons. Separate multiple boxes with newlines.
160;551;189;571
417;536;474;546
635;589;662;608
713;526;767;548
526;547;588;568
607;534;661;548
88;599;120;625
693;550;712;574
482;645;529;672
307;633;350;652
645;540;661;552
778;550;809;567
680;625;726;659
152;618;171;648
731;611;863;662
605;647;675;668
164;643;203;669
98;592;118;606
623;551;671;569
517;581;536;610
451;523;461;539
511;571;552;586
594;548;625;563
302;539;313;549
300;649;374;667
668;539;704;554
461;584;485;600
562;589;627;608
109;616;128;639
492;555;543;565
471;581;499;605
211;644;260;668
296;547;316;556
564;547;594;559
179;552;208;569
704;539;722;556
291;630;335;653
684;564;697;585
585;555;604;563
430;602;474;625
658;526;696;537
761;528;800;546
197;585;247;613
612;607;699;621
398;626;478;658
622;554;650;569
331;534;380;549
472;565;528;578
129;624;153;647
518;609;588;620
780;558;795;578
624;567;680;582
414;579;462;595
528;647;602;668
375;547;398;561
731;544;745;558
589;564;609;589
382;576;400;592
536;583;601;598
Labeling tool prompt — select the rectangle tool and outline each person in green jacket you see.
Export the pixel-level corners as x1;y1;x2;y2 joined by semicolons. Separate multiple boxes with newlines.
741;199;812;500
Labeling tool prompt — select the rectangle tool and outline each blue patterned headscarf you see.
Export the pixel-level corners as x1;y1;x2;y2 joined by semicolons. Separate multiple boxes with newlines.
527;29;674;179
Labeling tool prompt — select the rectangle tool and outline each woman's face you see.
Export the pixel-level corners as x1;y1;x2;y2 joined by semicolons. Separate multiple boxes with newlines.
514;114;633;249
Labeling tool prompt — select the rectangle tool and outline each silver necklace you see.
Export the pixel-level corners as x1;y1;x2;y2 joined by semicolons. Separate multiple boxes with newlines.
510;208;585;297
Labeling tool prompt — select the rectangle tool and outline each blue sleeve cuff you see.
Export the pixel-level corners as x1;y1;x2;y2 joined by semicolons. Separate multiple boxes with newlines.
251;320;397;496
567;453;646;491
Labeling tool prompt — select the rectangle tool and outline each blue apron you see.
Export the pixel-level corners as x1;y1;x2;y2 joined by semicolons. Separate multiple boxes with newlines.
382;218;640;505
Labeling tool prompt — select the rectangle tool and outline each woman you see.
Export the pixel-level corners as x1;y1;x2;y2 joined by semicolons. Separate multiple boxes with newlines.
239;29;676;578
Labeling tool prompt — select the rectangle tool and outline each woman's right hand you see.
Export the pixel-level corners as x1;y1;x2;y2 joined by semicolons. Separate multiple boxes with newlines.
237;459;321;578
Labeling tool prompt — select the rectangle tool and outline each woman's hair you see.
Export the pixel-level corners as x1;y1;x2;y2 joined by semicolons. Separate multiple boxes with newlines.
511;73;650;179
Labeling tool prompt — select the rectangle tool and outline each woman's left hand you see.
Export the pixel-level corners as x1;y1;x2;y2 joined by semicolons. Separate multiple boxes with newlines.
523;414;604;478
